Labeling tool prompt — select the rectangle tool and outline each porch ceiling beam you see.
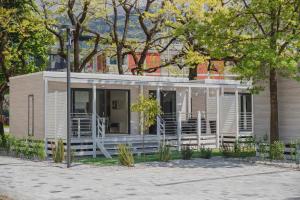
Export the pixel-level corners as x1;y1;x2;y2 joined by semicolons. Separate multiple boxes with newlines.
45;77;250;89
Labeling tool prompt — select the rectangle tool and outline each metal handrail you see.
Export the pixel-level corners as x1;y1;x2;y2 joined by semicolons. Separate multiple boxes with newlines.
71;113;92;138
157;115;166;144
96;114;106;140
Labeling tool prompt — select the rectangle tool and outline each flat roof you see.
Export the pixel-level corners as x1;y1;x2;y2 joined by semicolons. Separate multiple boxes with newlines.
11;71;251;89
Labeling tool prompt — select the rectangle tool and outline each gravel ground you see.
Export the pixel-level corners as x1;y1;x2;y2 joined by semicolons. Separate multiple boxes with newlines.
0;156;299;200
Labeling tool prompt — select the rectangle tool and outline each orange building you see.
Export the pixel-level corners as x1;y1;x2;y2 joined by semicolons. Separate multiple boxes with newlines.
127;52;161;76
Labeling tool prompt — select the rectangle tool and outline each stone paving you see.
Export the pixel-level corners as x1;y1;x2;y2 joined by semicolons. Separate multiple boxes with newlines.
0;156;300;200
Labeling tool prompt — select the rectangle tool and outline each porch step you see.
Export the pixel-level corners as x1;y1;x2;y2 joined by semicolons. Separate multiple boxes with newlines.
96;140;112;158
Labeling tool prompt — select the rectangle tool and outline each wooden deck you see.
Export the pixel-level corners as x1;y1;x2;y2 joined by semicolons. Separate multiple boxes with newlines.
46;134;220;157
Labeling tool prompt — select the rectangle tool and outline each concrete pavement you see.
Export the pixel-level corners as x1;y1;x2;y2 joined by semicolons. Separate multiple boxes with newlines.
0;156;299;200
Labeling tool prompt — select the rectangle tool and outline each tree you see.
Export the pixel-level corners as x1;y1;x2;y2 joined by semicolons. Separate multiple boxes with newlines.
39;0;105;72
104;0;137;74
0;0;54;136
139;0;224;79
105;0;184;75
191;0;300;142
131;95;161;157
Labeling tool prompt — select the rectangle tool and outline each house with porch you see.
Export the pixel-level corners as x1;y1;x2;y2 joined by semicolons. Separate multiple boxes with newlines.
9;71;259;157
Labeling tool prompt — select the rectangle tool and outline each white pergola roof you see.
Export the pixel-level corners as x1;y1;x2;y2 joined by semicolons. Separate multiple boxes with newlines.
21;71;251;89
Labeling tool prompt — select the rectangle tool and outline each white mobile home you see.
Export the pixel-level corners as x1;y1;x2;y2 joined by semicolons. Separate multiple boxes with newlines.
9;71;276;157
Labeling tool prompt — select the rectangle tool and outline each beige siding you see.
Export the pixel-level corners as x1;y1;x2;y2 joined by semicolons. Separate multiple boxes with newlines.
278;78;300;142
253;86;270;140
10;73;45;140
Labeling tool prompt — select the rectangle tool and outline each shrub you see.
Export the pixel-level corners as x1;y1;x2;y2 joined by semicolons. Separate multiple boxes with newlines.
32;141;46;160
269;141;285;160
118;144;134;167
181;145;193;160
158;144;171;162
258;143;269;160
52;139;65;163
221;143;233;158
244;137;256;151
199;146;212;159
233;140;242;157
0;134;46;160
0;134;15;153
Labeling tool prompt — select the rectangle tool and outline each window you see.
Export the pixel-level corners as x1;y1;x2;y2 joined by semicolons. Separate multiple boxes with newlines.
72;90;92;113
28;95;34;136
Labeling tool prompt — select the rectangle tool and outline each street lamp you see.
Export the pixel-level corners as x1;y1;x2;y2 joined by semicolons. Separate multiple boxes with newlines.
59;25;73;168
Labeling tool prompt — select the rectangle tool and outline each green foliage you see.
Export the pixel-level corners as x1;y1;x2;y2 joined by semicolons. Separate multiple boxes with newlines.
0;134;45;160
269;141;285;161
0;134;13;153
52;139;65;163
221;143;233;158
0;1;54;112
289;140;300;162
32;140;46;160
158;144;171;162
131;95;162;130
243;137;256;152
258;143;269;160
117;144;134;167
199;146;212;159
221;140;256;158
233;141;242;157
181;145;193;160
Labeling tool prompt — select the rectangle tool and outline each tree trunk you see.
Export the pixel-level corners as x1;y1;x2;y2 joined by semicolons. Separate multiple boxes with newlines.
116;48;124;74
73;31;80;72
0;95;4;137
269;68;279;143
188;65;198;80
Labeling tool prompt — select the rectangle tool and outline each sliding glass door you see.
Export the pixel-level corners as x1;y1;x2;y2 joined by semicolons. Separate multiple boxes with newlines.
97;89;130;134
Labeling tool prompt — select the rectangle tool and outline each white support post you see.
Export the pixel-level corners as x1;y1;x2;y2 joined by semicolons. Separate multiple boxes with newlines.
44;78;48;157
54;91;57;140
77;118;81;138
139;85;144;135
251;94;254;135
92;84;97;158
235;89;239;140
206;88;209;134
197;111;201;149
157;116;161;136
156;87;161;136
216;88;220;148
188;87;192;118
177;111;182;151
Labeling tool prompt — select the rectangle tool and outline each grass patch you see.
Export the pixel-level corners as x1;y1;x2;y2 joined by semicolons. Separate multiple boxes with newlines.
77;149;225;166
78;156;119;166
77;149;255;167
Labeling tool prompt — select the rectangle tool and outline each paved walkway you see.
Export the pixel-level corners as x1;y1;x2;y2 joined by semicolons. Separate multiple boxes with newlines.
0;156;299;200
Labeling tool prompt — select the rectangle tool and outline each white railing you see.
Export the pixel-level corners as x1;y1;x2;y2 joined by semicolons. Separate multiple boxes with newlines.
157;115;166;145
161;113;177;135
239;112;253;132
96;114;106;139
71;113;92;138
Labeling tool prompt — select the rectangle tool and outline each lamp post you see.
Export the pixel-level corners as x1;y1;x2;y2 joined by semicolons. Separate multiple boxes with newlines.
59;25;73;168
60;26;94;168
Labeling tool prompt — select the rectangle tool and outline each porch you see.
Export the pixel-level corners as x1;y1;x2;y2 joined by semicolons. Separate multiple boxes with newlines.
44;72;253;157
